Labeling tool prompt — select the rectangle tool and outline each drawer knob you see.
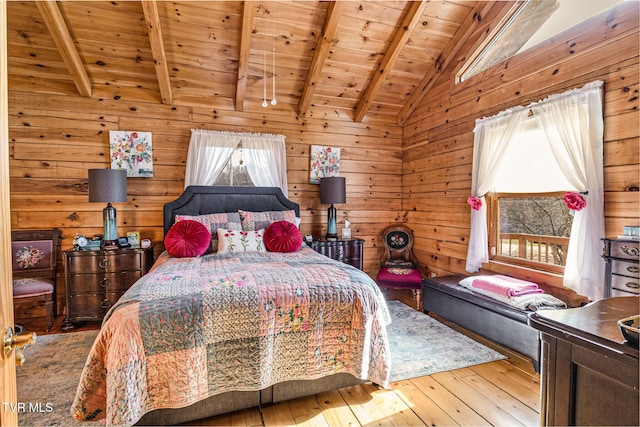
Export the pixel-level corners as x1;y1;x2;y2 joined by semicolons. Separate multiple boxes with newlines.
99;259;110;269
100;299;112;309
627;266;640;274
619;246;639;258
99;278;111;288
625;282;639;290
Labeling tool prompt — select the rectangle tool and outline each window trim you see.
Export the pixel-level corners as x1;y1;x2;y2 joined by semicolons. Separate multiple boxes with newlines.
487;191;568;275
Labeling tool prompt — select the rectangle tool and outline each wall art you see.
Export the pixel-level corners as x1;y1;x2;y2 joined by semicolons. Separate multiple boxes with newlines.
110;130;153;177
310;145;340;184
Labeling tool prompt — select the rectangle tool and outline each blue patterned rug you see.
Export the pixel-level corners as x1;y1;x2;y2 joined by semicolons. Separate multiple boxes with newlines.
386;300;506;382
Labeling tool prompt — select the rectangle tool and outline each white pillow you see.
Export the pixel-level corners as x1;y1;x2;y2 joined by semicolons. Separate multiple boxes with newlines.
217;228;265;254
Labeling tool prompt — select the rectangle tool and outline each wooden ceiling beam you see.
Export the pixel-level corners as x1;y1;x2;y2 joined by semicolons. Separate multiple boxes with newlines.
235;1;257;112
396;1;495;125
298;1;345;116
141;0;173;105
35;0;92;97
354;1;429;123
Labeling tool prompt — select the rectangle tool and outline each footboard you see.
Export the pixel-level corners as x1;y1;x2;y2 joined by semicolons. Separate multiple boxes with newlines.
423;275;540;372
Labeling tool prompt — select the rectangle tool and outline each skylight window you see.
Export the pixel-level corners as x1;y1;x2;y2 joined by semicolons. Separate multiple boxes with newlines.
457;0;622;83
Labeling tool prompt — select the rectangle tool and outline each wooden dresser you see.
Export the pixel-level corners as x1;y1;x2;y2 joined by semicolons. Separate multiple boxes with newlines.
602;238;639;297
62;246;154;330
529;297;639;426
311;238;364;270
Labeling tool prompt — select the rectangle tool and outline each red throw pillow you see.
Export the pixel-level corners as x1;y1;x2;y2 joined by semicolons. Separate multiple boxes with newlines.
264;220;303;253
165;220;211;258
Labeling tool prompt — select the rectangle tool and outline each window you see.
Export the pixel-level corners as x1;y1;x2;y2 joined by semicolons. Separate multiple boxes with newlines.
184;130;288;194
457;0;559;83
457;0;619;83
488;193;573;274
213;148;254;186
485;119;576;273
465;81;604;300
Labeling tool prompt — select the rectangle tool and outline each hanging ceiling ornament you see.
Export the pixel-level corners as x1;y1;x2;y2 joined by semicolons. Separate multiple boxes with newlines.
262;1;276;108
270;0;277;106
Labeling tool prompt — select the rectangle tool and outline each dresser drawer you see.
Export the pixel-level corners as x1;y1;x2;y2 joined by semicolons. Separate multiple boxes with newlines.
611;259;640;278
607;240;639;261
67;271;143;293
67;292;124;319
610;288;638;297
611;274;640;295
67;252;143;273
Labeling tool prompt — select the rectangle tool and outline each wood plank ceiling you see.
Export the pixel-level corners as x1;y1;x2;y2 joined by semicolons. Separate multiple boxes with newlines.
8;1;516;125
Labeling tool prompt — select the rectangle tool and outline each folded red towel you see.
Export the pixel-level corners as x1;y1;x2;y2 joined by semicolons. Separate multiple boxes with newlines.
470;274;543;297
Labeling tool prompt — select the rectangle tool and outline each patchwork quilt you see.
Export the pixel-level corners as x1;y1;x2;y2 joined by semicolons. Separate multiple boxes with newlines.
71;247;391;426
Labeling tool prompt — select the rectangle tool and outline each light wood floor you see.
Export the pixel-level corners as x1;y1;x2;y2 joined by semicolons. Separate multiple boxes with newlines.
18;289;541;426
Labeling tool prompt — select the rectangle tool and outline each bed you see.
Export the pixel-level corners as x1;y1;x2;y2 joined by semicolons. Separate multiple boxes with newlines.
71;186;391;426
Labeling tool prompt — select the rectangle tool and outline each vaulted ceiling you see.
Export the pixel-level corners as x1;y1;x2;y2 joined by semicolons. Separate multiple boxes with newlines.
8;1;525;125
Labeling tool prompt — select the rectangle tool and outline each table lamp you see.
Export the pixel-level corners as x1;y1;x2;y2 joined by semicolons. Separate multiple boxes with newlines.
88;169;127;247
320;177;346;241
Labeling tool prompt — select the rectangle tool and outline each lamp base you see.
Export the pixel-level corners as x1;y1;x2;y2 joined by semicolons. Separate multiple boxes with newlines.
326;204;338;241
102;202;119;248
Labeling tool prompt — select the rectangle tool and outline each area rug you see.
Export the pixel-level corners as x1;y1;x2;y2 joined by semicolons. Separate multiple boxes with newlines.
386;299;506;382
15;301;505;425
15;329;100;427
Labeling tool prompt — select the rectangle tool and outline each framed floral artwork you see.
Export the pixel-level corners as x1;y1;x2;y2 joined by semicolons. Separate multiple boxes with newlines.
310;145;340;184
110;131;153;177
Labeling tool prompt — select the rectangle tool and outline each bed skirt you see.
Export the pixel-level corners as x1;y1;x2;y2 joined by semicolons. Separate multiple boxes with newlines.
136;373;364;425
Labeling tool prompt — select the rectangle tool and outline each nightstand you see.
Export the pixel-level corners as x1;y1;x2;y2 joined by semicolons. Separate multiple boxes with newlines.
311;238;364;270
62;245;154;330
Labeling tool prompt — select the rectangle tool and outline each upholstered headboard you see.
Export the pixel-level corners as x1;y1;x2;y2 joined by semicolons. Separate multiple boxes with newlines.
163;186;300;236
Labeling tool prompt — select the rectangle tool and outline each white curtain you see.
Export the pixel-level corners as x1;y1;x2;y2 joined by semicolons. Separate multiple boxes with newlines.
242;133;288;195
184;129;288;195
532;81;605;299
465;81;605;300
465;108;528;272
184;129;240;187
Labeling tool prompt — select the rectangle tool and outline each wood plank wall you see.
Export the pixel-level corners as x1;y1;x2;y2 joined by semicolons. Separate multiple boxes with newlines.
8;95;403;314
402;2;639;291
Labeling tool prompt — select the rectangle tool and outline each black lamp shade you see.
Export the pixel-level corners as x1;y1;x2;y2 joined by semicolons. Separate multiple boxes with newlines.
320;177;346;205
88;169;127;202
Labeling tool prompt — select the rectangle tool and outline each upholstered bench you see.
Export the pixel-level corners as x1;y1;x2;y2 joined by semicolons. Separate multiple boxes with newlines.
422;275;541;372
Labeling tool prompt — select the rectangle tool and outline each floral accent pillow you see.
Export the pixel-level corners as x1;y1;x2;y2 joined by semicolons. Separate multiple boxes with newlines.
217;228;266;254
238;210;297;231
175;212;242;253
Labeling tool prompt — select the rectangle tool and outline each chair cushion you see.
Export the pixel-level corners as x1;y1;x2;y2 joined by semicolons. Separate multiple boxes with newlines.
13;278;54;298
376;267;422;289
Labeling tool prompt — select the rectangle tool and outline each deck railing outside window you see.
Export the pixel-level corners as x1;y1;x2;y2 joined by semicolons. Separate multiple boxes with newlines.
499;233;570;266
